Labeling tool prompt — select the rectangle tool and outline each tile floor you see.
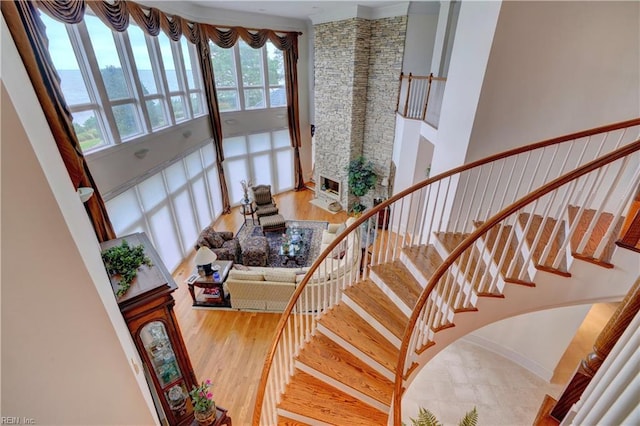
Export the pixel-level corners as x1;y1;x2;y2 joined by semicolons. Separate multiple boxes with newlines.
403;339;564;425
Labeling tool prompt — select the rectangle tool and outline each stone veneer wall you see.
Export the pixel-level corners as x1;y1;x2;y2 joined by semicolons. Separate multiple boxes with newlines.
314;15;407;210
363;16;407;204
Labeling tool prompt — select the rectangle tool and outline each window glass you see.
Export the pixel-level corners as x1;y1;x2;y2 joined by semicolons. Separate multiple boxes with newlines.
239;40;263;86
165;161;188;193
180;38;195;89
248;133;271;153
72;110;106;151
85;15;131;100
266;42;285;85
210;43;237;88
273;129;291;148
224;158;250;203
112;104;142;139
276;150;294;189
222;136;247;157
138;173;167;210
158;33;179;92
190;93;203;116
171;95;187;121
146;99;168;129
128;24;158;95
105;188;143;234
244;88;265;109
201;143;216;167
217;90;239;112
269;88;287;107
252;153;272;187
40;14;91;104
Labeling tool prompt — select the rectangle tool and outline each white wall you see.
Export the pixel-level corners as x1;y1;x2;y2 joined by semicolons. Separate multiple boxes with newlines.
1;19;156;424
466;0;640;162
402;2;440;75
466;304;592;381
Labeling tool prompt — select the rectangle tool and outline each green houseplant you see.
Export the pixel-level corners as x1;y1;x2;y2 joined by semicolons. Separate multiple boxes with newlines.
346;156;378;215
101;240;153;297
407;407;478;426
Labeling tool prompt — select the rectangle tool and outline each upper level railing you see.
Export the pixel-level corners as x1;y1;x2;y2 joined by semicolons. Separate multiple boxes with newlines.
395;72;447;128
252;118;640;425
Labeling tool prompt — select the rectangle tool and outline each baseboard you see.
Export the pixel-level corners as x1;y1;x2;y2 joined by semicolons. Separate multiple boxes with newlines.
462;334;554;382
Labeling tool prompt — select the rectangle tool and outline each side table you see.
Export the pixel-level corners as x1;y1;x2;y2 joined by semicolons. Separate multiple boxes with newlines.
240;200;256;225
186;260;233;308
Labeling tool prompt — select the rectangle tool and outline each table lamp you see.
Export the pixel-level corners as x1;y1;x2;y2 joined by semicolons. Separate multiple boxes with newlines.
194;246;217;276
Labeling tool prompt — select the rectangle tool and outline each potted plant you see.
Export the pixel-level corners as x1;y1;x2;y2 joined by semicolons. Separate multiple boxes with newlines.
101;240;153;297
406;407;478;426
346;156;378;215
190;379;216;426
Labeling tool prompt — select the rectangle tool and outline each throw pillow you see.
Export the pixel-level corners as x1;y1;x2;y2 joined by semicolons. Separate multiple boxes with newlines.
206;232;225;248
264;271;296;283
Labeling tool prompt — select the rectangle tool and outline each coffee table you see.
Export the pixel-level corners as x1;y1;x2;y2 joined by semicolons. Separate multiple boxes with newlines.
279;227;306;265
186;260;233;308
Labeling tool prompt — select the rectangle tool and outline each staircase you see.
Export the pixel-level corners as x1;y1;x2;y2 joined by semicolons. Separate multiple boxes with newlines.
254;119;640;425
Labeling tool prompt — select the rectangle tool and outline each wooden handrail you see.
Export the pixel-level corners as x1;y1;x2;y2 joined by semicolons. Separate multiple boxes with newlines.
550;278;640;421
252;117;640;424
392;139;640;425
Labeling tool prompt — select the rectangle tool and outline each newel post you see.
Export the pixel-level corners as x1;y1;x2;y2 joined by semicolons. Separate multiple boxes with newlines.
550;278;640;421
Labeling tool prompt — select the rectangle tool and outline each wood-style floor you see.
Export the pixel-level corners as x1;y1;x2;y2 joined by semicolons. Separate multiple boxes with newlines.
170;188;612;425
171;188;347;424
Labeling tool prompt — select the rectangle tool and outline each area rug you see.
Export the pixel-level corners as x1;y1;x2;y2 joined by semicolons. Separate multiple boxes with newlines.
236;220;328;268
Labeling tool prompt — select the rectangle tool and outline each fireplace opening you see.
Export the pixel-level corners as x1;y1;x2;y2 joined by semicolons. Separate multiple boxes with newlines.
319;175;341;200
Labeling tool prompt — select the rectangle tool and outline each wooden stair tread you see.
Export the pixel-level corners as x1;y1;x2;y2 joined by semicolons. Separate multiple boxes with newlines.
474;222;532;283
277;416;308;426
518;213;569;274
297;332;393;405
278;370;388;426
319;304;399;372
402;244;444;279
370;260;422;309
568;205;621;265
343;279;409;340
435;232;497;295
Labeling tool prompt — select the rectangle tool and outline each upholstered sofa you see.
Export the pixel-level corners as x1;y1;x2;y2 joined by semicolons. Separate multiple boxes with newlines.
194;226;242;263
225;217;362;312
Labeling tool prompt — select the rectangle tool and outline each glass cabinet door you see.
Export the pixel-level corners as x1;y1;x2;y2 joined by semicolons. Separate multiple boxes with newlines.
140;321;183;387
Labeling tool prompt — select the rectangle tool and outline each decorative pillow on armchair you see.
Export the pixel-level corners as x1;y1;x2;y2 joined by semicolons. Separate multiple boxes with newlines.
205;232;225;249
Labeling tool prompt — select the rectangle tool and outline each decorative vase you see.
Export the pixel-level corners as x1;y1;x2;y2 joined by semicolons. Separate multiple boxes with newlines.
194;404;216;426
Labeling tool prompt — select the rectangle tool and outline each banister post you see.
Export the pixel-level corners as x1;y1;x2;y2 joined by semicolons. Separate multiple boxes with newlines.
395;72;404;113
403;73;412;117
550;278;640;421
421;72;434;121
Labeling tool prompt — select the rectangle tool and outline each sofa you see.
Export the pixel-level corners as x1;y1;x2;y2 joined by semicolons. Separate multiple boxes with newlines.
194;226;242;263
225;217;361;312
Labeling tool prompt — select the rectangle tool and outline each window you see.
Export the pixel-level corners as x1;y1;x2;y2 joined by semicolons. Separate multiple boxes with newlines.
105;142;223;271
40;8;207;153
222;129;294;203
210;40;286;112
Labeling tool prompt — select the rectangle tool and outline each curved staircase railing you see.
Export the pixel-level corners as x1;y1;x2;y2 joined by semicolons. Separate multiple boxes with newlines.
393;139;640;425
253;118;640;425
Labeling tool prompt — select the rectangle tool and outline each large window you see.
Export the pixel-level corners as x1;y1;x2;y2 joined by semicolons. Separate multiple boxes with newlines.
210;40;285;112
40;10;207;153
223;129;294;203
105;143;223;271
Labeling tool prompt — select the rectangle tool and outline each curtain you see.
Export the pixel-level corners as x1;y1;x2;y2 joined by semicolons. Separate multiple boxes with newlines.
2;0;115;242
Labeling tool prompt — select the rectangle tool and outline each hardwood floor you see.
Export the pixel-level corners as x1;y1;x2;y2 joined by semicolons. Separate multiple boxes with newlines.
171;188;347;425
170;188;613;425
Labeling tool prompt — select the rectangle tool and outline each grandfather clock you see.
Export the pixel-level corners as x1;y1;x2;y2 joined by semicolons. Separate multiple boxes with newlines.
101;232;197;426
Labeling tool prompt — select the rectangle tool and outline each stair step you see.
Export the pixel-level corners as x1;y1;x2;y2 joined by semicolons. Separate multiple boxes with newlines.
277;416;308;426
278;370;388;426
343;279;409;341
567;205;620;267
296;332;394;406
473;222;533;285
518;213;570;276
370;260;422;309
319;304;399;372
435;232;499;296
402;244;444;282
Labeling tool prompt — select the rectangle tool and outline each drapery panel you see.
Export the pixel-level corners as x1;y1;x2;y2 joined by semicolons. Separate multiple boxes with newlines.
2;0;116;241
4;0;304;233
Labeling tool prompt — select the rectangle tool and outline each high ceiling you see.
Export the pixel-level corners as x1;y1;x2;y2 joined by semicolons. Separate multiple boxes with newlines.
185;1;409;21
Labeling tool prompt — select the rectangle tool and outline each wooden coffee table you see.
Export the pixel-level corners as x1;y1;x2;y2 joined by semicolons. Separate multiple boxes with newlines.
186;260;233;308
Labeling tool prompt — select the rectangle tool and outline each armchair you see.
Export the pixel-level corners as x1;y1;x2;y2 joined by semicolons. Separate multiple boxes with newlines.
194;226;241;263
251;184;279;218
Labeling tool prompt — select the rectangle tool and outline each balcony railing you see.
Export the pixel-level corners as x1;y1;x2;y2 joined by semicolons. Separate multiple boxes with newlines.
395;72;447;128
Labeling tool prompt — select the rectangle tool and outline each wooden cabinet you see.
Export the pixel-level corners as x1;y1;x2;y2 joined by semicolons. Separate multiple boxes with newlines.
101;233;197;426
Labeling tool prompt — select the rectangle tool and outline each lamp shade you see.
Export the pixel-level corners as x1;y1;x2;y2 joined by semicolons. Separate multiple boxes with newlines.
194;246;217;266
